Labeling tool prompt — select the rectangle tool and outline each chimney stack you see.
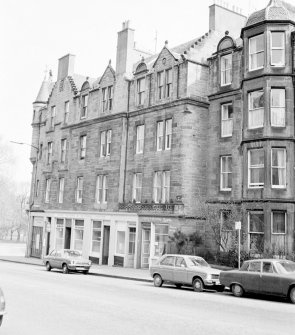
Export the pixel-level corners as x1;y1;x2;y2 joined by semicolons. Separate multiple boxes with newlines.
57;54;75;81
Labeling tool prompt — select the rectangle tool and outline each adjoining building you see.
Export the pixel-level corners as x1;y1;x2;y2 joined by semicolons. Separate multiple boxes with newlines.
27;0;295;267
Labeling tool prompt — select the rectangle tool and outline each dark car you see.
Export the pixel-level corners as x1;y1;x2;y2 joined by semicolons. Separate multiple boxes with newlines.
150;254;223;292
220;258;295;303
43;249;92;274
0;287;6;326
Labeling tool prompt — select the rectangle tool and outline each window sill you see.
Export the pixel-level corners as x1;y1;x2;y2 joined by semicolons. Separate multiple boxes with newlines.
271;125;286;129
248;126;264;130
249;67;264;72
220;83;232;87
271;186;286;190
221;135;232;139
220;189;232;192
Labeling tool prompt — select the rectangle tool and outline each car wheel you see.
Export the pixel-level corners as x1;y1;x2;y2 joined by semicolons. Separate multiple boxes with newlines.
83;270;89;275
45;262;52;271
0;315;3;326
232;284;244;297
62;264;69;274
175;284;182;289
153;274;163;287
193;278;204;292
288;287;295;304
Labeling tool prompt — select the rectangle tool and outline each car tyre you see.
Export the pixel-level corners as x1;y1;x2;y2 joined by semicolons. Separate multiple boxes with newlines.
232;284;244;297
153;274;163;287
193;278;204;292
62;264;69;274
0;315;3;327
288;287;295;304
45;262;52;271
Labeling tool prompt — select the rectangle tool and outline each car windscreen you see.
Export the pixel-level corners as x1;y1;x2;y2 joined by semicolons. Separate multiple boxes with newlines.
63;250;82;258
276;261;295;273
187;257;209;267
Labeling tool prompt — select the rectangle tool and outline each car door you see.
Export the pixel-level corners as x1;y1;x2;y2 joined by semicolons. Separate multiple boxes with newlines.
173;257;188;284
159;256;175;281
243;261;261;292
260;261;283;295
48;250;58;268
54;251;63;269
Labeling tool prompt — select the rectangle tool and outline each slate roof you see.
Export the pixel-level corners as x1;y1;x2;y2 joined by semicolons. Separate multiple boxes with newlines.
246;0;295;27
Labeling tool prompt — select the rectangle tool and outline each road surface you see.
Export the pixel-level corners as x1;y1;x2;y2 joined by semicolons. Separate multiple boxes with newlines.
0;261;294;335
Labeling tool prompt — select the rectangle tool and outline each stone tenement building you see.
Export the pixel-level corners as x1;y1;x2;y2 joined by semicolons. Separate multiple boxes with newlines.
27;0;295;268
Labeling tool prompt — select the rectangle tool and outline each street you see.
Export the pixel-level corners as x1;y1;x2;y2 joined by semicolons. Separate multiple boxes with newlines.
0;261;295;335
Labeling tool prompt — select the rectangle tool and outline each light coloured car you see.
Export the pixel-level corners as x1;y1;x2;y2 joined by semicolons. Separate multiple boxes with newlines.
220;258;295;303
150;254;223;292
0;287;6;326
43;249;92;274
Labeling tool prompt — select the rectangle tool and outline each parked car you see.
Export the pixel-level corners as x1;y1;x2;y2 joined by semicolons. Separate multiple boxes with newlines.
150;254;223;292
43;249;92;274
220;258;295;303
0;287;6;326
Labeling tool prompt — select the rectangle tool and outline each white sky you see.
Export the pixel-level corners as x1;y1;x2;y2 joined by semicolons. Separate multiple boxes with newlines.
0;0;268;184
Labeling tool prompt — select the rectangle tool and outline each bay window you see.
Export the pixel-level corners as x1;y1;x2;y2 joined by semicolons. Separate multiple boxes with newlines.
249;34;264;70
248;90;264;128
271;32;285;66
248;149;264;188
248;211;264;253
271;148;286;188
271;89;285;127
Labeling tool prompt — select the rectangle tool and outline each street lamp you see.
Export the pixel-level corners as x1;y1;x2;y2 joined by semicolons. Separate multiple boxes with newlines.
10;141;39;151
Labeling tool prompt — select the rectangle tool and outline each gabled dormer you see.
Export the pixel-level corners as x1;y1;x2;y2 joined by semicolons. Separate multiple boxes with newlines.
99;61;116;113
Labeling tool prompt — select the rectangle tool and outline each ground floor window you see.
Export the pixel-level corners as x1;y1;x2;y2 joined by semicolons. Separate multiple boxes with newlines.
154;224;169;257
56;219;64;250
116;230;125;255
74;220;84;251
92;221;102;254
128;227;136;255
248;212;264;253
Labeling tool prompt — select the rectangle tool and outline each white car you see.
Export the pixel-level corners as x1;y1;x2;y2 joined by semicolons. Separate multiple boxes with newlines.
150;254;223;292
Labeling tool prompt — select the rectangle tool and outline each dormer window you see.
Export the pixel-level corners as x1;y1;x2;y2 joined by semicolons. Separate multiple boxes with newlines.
249;34;264;71
157;71;164;99
102;86;113;112
271;32;285;66
220;54;232;86
137;78;145;105
81;95;88;119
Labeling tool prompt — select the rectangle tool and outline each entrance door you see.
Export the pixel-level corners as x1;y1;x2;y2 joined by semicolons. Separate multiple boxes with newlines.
46;232;51;255
102;226;110;265
141;229;151;268
31;226;43;258
64;227;71;249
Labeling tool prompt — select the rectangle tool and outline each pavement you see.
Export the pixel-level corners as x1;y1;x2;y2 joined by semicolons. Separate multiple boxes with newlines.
0;256;153;282
0;255;233;283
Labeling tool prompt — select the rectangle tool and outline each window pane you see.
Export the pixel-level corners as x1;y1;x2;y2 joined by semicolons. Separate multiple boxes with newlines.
272;32;284;48
272;212;286;233
116;231;125;254
249;213;264;232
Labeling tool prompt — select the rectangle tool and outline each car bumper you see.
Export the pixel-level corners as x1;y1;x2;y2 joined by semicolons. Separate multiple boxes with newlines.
204;279;222;287
68;265;91;271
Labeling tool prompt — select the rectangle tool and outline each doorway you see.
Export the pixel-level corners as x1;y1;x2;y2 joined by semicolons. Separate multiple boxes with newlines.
141;229;151;268
46;232;50;255
64;227;71;249
102;226;110;265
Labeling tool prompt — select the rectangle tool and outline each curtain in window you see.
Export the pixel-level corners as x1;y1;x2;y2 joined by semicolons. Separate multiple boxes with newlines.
272;149;286;187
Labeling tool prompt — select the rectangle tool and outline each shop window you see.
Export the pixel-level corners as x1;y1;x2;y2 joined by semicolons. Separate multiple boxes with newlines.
154;224;169;257
271;148;286;188
92;221;102;253
248;212;264;253
55;219;64;250
116;231;125;255
221;103;233;137
248;90;264;129
220;156;232;191
249;34;264;70
74;220;84;251
248;148;264;188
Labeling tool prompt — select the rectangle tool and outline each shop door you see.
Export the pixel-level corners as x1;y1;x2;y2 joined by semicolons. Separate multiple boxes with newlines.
141;229;151;268
45;232;51;255
102;226;110;265
31;226;43;258
64;227;71;249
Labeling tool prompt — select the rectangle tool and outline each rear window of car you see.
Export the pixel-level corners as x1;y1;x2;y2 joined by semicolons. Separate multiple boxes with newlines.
276;261;295;273
160;256;175;266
